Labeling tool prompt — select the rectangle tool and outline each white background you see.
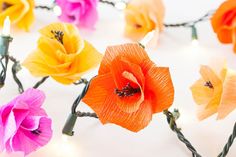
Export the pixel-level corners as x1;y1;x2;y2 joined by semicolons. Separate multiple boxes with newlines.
1;0;236;157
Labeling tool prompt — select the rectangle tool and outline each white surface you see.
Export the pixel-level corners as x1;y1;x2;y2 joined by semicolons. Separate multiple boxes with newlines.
1;0;236;157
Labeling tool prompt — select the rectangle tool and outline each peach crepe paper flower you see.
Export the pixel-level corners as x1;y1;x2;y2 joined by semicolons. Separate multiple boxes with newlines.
211;0;236;53
124;0;165;41
83;43;174;132
0;0;35;31
23;23;103;85
191;65;236;120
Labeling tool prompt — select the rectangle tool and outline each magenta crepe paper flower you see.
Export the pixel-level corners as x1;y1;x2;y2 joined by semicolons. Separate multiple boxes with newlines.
0;88;53;156
56;0;99;28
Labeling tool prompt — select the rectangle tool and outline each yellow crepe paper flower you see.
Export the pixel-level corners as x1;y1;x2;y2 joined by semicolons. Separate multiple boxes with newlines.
191;65;236;120
0;0;35;31
124;0;165;41
23;23;103;84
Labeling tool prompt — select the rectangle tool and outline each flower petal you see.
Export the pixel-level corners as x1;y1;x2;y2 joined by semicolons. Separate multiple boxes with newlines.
217;70;236;119
145;67;174;113
190;79;214;105
99;43;149;75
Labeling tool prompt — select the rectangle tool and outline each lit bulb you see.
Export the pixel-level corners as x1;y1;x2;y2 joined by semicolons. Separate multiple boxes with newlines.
191;39;199;47
115;2;126;10
2;16;11;36
140;31;155;48
53;5;62;16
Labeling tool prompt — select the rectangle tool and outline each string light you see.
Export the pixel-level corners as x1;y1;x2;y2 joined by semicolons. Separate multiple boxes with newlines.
115;1;127;10
139;31;155;48
191;25;199;46
53;5;62;16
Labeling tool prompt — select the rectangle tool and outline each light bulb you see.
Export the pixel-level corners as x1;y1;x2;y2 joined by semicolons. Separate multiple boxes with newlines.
53;5;62;16
2;16;11;36
139;31;155;48
191;39;199;47
115;2;126;10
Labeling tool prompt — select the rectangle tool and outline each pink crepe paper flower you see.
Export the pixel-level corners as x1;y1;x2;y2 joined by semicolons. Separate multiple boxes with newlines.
55;0;99;29
0;88;52;156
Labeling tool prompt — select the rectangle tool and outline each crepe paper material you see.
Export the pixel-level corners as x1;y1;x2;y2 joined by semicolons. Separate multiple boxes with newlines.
55;0;99;29
124;0;165;41
23;22;103;85
0;88;52;156
211;0;236;53
0;0;35;31
83;43;174;132
190;65;236;120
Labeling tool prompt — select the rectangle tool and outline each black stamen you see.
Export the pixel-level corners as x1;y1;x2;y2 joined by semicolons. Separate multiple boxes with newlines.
2;3;12;10
204;81;214;89
115;83;140;97
51;30;64;44
31;129;42;135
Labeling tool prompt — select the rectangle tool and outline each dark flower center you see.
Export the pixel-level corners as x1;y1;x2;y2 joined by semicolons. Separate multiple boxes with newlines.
31;129;42;135
51;30;64;44
134;24;142;29
115;83;140;97
2;2;12;10
204;81;214;89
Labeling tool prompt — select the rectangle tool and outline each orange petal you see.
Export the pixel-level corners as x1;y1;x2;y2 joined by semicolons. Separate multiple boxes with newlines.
83;73;116;115
217;70;236;119
197;104;218;120
190;79;214;105
233;26;236;53
99;43;149;75
145;67;174;113
211;0;236;33
100;96;153;132
110;57;145;113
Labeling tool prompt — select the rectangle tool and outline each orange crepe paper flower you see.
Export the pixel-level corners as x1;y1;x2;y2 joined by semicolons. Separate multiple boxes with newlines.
0;0;35;31
191;65;236;120
211;0;236;53
23;23;103;84
124;0;165;41
83;43;174;132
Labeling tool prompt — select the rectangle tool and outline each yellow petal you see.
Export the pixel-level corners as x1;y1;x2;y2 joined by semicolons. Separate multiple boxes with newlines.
190;79;214;105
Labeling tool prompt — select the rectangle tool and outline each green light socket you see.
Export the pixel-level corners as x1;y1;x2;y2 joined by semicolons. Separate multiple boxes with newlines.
0;36;13;56
62;113;78;136
191;25;198;41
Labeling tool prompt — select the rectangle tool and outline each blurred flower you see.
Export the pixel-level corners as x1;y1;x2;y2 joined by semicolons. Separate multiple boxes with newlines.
83;43;174;132
0;0;35;31
0;88;52;156
211;0;236;53
191;65;236;120
124;0;165;41
55;0;99;29
23;23;103;84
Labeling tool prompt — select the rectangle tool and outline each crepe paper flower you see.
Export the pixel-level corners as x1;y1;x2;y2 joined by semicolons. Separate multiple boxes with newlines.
190;65;236;120
0;88;52;156
55;0;99;29
124;0;165;41
0;0;35;31
211;0;236;53
23;23;103;84
83;43;174;132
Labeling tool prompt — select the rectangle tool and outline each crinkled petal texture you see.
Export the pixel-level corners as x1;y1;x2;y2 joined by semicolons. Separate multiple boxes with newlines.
125;0;165;41
211;0;236;53
0;88;52;156
23;23;103;84
83;43;174;132
55;0;98;29
0;0;35;31
190;65;236;120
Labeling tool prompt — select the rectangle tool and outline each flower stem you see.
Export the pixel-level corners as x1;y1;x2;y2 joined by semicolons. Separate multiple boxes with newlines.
163;110;202;157
218;122;236;157
33;76;49;89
